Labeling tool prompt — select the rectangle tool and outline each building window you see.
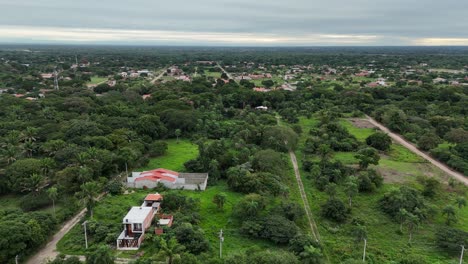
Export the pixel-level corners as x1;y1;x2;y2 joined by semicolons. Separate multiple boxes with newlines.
133;223;142;231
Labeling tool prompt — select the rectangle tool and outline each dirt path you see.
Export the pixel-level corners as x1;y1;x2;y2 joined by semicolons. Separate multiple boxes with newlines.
216;62;234;80
289;150;321;241
27;209;87;264
150;67;168;84
365;115;468;185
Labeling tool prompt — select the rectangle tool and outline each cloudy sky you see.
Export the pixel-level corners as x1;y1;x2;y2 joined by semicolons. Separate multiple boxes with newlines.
0;0;467;46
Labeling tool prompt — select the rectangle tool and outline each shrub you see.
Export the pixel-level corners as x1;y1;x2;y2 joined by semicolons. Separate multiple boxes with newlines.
366;132;392;151
19;192;51;211
320;198;350;222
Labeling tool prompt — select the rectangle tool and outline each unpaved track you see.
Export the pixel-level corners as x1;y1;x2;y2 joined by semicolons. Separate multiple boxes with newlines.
289;150;321;241
27;209;87;264
216;62;234;80
365;115;467;185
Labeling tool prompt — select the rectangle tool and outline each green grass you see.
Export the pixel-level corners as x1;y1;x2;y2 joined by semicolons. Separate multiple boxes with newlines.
88;76;108;85
136;139;198;172
0;195;22;210
57;183;290;257
203;70;222;78
291;115;468;263
387;144;426;163
339;119;375;142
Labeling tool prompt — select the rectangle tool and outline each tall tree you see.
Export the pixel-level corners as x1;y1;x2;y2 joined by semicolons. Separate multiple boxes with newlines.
355;147;380;170
442;205;457;225
47;187;59;216
344;176;359;207
157;237;185;264
77;181;100;217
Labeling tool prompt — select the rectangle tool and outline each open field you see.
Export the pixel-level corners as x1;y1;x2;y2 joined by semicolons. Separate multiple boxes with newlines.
136;139;198;172
293;116;468;263
88;76;108;85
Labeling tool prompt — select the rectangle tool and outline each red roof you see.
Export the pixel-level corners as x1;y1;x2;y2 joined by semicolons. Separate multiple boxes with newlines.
145;193;163;201
136;168;179;183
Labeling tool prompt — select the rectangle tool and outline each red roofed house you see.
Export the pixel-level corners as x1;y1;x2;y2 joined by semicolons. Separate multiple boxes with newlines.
128;168;208;190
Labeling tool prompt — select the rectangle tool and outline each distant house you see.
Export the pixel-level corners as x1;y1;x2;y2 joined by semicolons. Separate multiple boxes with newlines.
142;94;152;100
253;87;270;92
255;106;268;110
175;75;191;82
127;168;208;190
433;77;447;84
40;73;54;79
120;72;128;78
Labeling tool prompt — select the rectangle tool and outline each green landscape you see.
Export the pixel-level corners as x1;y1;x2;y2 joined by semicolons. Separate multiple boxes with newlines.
0;45;467;264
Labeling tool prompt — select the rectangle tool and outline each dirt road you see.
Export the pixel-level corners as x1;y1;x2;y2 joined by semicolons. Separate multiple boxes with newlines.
216;62;234;80
365;115;467;185
27;209;87;264
289;150;321;241
150;68;168;84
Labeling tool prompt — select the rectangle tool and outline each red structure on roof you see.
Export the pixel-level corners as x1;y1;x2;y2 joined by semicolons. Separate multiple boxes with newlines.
144;193;163;201
136;169;179;183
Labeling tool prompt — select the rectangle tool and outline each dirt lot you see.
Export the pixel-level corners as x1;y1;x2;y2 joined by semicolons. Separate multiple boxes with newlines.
349;118;376;129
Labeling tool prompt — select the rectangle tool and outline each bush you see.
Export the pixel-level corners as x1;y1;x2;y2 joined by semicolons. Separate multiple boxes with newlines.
379;186;428;220
19;192;51;211
366;132;392;151
106;180;123;195
320;198;350;222
435;226;468;255
148;141;168;157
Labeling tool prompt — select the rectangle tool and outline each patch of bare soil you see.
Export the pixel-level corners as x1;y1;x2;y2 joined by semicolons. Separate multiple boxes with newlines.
377;163;450;184
349;118;376;129
376;167;410;184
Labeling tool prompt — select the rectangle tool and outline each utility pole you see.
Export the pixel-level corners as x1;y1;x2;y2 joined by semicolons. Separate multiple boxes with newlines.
460;245;465;264
362;238;367;262
219;229;224;258
15;255;19;264
82;220;88;249
125;161;129;178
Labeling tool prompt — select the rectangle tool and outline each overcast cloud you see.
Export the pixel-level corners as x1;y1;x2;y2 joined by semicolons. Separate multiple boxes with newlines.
0;0;467;45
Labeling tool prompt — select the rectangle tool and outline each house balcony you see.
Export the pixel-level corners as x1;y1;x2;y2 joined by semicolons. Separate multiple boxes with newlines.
116;230;144;250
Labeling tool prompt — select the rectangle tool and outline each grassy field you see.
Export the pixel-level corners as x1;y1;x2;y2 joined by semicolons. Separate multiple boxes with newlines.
88;76;108;85
293;116;468;263
203;70;222;78
136;139;198;172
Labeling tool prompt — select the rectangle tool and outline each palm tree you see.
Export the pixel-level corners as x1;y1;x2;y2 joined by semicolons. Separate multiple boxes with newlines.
21;173;49;194
77;181;100;217
47;187;58;216
22;140;36;157
1;130;20;147
455;196;466;209
1;145;18;164
157;237;185;264
442;205;457;225
40;157;56;176
20;127;38;143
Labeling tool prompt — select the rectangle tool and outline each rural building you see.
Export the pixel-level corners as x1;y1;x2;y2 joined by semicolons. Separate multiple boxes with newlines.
117;193;171;250
127;168;208;190
117;206;154;250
